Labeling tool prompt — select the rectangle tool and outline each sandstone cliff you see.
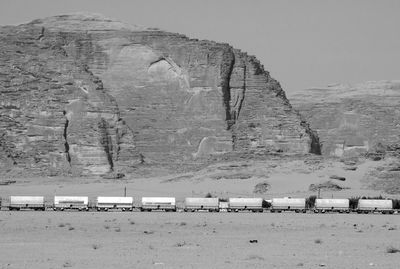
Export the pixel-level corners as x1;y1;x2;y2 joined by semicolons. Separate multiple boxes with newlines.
290;81;400;157
0;13;320;177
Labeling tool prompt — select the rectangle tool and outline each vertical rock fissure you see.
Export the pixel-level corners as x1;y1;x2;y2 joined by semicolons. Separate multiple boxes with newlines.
99;118;114;171
232;63;247;150
62;111;71;165
300;119;322;155
237;63;246;120
220;48;235;130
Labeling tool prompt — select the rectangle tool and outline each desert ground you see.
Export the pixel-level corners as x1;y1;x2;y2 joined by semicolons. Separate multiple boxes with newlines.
1;157;399;268
0;157;397;201
0;211;399;269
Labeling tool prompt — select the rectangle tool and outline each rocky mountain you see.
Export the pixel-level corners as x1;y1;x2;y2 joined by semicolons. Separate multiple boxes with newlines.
290;81;400;158
0;13;320;177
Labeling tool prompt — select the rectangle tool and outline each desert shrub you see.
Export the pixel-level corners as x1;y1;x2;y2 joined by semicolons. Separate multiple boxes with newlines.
392;199;400;209
245;255;264;261
306;195;317;209
174;241;186;247
58;223;65;228
386;246;400;253
68;226;75;231
361;195;384;199
92;244;100;250
349;197;360;209
314;239;322;244
253;181;270;194
63;261;72;268
205;192;213;198
309;181;348;191
262;200;272;208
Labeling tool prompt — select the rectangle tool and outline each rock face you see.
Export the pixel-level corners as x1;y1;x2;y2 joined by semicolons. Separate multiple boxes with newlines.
290;81;400;157
0;13;320;177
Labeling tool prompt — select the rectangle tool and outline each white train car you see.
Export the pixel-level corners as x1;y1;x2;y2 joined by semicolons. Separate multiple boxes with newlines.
9;196;45;211
228;198;263;212
141;197;176;212
315;199;350;213
96;197;133;211
271;198;306;213
54;196;89;211
357;199;394;214
184;198;219;212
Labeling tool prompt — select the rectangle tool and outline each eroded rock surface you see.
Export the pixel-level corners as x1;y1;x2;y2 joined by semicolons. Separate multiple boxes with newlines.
290;81;400;157
0;13;319;177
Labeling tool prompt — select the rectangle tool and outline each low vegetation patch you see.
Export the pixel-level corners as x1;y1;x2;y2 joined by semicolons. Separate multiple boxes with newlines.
245;255;264;261
205;192;213;198
212;173;252;180
174;241;186;247
386;246;400;254
329;175;346;181
253;181;270;194
309;181;349;191
262;200;272;208
92;244;101;250
62;261;72;268
349;197;359;209
314;239;322;244
306;195;317;209
392;199;400;209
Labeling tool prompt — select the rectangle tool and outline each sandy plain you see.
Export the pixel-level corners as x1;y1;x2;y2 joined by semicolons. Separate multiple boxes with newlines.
0;211;399;269
0;158;394;202
1;158;399;268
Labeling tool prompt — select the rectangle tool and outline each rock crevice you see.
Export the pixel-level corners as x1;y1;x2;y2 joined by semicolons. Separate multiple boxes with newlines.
62;111;71;165
220;47;236;130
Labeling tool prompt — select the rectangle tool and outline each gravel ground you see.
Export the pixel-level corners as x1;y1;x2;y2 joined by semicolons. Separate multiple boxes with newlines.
0;211;399;269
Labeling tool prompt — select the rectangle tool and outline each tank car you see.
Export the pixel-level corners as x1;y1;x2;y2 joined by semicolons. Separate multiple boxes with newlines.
271;197;306;213
141;197;176;212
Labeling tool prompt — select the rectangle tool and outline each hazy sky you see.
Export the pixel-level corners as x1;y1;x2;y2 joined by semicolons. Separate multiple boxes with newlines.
1;0;399;93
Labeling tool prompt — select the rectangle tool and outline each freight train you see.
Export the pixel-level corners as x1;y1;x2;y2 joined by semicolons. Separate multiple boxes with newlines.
0;196;397;214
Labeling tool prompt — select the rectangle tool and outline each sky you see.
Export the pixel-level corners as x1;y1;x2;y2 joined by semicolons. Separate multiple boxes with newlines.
1;0;399;94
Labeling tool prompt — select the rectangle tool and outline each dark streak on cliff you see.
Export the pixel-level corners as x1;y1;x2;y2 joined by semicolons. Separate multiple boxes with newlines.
62;111;71;165
99;118;114;172
220;47;235;130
